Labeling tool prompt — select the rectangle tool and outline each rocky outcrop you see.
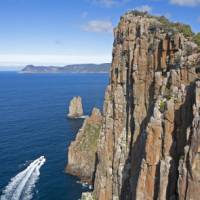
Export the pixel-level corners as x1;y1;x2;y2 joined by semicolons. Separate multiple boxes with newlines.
81;192;95;200
68;96;83;118
79;11;200;200
66;108;102;183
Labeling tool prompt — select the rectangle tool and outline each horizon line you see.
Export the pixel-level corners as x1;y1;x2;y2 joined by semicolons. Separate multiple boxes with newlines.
0;54;112;69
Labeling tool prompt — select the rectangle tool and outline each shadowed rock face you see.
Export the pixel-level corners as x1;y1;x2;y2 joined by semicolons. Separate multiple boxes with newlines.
88;12;199;200
178;81;200;200
68;96;84;118
66;108;102;183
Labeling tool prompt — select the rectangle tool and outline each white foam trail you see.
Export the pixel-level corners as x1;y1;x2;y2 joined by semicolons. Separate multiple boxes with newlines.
1;156;46;200
20;160;44;200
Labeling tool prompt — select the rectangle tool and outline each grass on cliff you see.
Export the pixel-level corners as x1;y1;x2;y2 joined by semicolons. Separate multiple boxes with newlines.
157;16;194;38
78;123;101;152
193;33;200;47
159;100;166;113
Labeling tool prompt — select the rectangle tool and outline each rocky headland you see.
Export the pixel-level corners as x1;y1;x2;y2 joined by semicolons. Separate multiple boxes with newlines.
67;11;200;200
68;96;84;118
21;63;110;73
66;108;102;183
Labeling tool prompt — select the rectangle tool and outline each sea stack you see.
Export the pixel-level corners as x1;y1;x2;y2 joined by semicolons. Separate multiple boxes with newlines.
66;108;102;183
68;96;84;118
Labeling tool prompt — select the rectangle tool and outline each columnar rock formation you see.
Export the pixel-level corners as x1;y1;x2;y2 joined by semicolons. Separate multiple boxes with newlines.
68;96;83;118
178;81;200;200
66;108;102;183
76;11;200;200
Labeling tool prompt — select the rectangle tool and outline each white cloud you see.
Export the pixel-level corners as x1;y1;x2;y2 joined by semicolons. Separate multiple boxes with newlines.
83;20;113;33
170;0;200;6
135;5;153;13
0;54;112;68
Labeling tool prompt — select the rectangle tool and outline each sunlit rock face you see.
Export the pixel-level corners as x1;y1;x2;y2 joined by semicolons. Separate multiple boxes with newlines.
77;11;200;200
66;108;102;183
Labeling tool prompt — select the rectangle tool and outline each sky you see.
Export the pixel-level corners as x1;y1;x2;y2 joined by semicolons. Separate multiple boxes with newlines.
0;0;199;70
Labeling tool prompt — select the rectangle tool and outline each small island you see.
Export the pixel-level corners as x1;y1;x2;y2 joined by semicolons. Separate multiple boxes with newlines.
67;96;84;118
21;63;110;73
66;107;102;183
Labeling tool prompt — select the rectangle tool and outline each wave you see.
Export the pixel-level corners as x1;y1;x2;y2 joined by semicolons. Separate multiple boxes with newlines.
78;115;89;119
76;181;93;190
1;156;46;200
67;115;89;119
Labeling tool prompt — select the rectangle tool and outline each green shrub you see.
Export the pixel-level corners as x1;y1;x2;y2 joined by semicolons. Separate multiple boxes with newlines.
157;16;194;38
157;16;200;47
173;23;194;38
193;33;200;47
158;16;171;26
157;16;175;31
159;100;165;112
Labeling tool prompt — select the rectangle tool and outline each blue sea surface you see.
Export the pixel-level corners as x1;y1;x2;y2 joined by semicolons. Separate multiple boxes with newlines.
0;72;108;200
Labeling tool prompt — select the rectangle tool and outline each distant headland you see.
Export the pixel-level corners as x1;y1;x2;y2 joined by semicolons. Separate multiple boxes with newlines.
21;63;110;73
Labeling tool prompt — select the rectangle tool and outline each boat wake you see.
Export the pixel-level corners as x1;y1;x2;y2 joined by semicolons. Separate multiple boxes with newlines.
1;156;46;200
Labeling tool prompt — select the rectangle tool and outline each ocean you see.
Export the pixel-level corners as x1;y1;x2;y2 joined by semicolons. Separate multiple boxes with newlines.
0;72;108;200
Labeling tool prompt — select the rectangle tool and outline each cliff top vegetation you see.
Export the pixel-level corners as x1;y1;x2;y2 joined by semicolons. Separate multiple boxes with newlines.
124;10;200;47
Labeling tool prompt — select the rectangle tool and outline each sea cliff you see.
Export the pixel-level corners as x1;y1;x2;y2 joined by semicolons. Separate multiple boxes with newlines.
67;11;200;200
66;108;102;183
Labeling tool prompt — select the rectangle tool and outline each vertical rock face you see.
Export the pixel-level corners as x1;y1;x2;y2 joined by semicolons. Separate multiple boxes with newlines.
66;108;102;183
89;12;200;200
68;96;83;118
178;81;200;200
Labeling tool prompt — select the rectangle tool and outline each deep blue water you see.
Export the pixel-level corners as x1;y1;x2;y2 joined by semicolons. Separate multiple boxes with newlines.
0;72;108;200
